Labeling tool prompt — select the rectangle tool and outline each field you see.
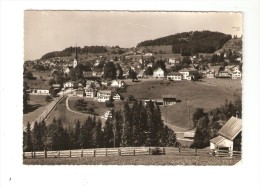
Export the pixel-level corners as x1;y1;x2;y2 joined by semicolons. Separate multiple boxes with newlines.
123;78;242;129
23;95;50;126
23;155;239;165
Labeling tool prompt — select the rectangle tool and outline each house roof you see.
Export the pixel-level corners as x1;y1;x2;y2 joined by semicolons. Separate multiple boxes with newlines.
30;85;52;90
210;135;226;144
218;116;242;140
167;72;183;76
99;90;112;94
162;95;176;99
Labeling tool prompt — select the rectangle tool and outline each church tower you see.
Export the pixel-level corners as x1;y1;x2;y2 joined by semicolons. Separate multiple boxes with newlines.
73;44;78;68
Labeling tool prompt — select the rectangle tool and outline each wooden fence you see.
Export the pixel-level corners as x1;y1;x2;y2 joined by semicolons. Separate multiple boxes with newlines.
23;147;241;159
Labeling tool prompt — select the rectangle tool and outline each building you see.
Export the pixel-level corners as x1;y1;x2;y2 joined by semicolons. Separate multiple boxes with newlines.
206;70;215;78
29;85;52;95
167;72;183;81
210;116;242;153
83;69;93;78
97;90;112;102
85;88;95;98
217;71;231;78
110;80;125;88
153;67;165;78
232;69;242;79
179;68;198;80
73;45;78;68
63;81;78;89
162;95;176;105
112;93;123;101
74;87;85;97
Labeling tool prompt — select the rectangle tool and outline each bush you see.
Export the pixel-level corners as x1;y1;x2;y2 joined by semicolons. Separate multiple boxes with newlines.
45;95;52;102
151;147;164;155
105;100;114;107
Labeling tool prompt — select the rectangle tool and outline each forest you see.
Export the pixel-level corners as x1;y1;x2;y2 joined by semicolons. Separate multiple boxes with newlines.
137;31;232;55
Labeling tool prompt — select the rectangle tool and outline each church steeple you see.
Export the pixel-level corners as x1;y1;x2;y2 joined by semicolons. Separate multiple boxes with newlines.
73;44;78;68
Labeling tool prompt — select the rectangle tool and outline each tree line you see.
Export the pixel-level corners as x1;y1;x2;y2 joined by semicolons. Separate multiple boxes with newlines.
137;31;232;55
23;100;179;152
41;46;108;60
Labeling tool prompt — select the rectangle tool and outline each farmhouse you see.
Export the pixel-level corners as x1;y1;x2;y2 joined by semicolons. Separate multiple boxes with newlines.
167;72;183;81
85;88;95;98
29;85;52;95
63;81;78;89
179;68;198;80
210;116;242;153
206;70;215;78
153;67;165;78
217;71;231;78
112;93;123;101
111;80;125;88
232;69;242;79
97;90;112;102
83;69;93;78
162;95;176;105
74;87;85;97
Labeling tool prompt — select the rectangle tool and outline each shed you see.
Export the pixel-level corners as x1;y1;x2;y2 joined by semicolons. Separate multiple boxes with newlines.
162;95;176;105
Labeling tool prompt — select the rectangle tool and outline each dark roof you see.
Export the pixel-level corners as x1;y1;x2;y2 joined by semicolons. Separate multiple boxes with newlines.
30;85;52;90
218;116;242;140
167;72;183;76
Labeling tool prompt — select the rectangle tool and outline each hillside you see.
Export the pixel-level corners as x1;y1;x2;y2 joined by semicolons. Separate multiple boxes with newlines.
214;38;242;54
137;31;232;55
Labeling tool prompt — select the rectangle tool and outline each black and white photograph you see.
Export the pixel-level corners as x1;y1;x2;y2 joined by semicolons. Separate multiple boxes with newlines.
0;1;260;187
23;11;243;165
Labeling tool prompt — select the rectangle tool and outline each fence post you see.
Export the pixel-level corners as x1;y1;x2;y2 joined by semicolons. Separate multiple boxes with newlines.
179;147;181;155
148;148;151;155
195;148;197;156
93;149;96;157
81;150;83;157
133;150;135;156
106;149;108;156
31;151;33;159
34;151;36;158
44;149;47;158
118;149;121;156
163;148;165;155
69;151;71;158
58;151;60;158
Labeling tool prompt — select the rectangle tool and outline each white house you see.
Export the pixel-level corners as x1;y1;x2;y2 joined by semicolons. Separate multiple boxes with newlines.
85;88;95;98
110;80;125;88
63;81;76;89
232;69;242;79
153;67;165;78
206;70;215;78
167;72;183;81
169;58;176;64
179;68;198;80
113;93;123;101
29;85;52;95
83;69;93;78
97;90;112;102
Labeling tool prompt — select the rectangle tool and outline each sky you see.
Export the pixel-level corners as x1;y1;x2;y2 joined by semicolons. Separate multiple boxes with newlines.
24;11;242;61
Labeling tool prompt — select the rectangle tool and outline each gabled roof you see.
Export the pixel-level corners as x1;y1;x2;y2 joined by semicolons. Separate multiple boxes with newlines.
167;72;183;76
99;90;112;94
162;95;176;99
218;116;242;140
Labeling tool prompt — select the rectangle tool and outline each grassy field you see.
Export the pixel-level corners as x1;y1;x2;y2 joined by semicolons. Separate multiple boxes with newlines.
23;95;50;126
123;78;242;129
68;97;124;117
23;155;239;165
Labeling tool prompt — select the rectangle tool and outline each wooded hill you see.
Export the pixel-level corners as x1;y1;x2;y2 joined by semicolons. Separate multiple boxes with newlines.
137;31;232;55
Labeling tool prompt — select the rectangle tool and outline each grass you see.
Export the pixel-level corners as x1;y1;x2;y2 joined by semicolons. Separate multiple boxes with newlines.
23;95;50;127
23;155;240;165
123;78;242;129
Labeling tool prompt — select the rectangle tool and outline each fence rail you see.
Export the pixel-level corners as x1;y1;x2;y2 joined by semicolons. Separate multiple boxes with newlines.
23;147;241;159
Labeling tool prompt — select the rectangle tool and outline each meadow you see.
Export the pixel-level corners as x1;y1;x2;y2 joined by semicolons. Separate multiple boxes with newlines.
23;155;239;165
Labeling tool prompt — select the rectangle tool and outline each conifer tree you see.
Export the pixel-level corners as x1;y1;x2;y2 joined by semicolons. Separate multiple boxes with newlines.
93;118;103;148
24;122;33;151
121;102;133;146
103;118;114;147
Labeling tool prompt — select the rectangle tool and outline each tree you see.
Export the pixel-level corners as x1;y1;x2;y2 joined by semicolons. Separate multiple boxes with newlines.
191;115;211;148
192;108;206;127
144;67;153;76
93;119;103;148
32;121;46;151
103;61;117;80
45;95;52;102
48;78;56;86
23;82;30;113
121;102;133;146
24;122;33;151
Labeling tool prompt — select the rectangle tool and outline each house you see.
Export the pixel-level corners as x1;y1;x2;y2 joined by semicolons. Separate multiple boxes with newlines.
111;80;125;88
153;67;165;78
206;70;215;78
74;87;85;97
169;58;176;64
210;116;242;153
162;95;176;105
184;131;195;139
146;62;153;68
167;72;183;81
97;90;112;102
232;69;242;79
85;88;95;98
113;93;123;101
179;68;198;80
29;85;52;95
217;71;231;78
63;81;77;89
144;99;157;106
83;69;93;78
